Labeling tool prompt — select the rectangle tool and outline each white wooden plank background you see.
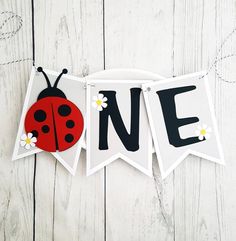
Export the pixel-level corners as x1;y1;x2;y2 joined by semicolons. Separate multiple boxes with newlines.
0;0;236;240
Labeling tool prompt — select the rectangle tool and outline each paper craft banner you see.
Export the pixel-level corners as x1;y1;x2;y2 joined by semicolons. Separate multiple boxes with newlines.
12;67;86;175
13;68;224;178
142;72;224;178
86;80;154;176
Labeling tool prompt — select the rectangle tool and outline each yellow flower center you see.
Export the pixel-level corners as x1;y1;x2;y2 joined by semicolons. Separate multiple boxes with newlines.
96;100;102;106
25;138;31;144
200;129;206;135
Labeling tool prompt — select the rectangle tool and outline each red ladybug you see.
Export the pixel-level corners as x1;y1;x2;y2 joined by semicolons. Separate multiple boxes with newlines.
24;67;84;152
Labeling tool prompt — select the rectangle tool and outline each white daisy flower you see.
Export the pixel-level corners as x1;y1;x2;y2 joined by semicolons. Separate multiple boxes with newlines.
20;132;37;150
92;93;108;111
195;124;212;141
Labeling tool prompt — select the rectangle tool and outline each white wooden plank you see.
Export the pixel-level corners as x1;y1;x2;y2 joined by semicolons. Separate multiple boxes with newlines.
173;0;231;240
173;0;218;239
1;0;236;241
0;1;34;241
34;0;105;240
214;1;236;241
104;0;175;240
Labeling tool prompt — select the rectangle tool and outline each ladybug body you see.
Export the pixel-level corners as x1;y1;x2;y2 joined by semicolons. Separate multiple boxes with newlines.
24;67;84;152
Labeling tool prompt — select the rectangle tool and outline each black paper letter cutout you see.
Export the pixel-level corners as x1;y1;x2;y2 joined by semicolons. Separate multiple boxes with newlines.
99;88;141;151
156;85;203;147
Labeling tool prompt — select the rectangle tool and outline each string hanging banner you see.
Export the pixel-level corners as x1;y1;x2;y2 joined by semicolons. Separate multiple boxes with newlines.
86;79;153;176
12;67;225;178
8;11;236;178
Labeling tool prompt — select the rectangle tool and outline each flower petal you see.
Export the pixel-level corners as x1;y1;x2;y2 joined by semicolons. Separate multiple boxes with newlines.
98;93;104;99
197;125;202;130
198;135;204;140
102;97;107;102
27;133;33;138
97;106;103;111
205;133;210;140
21;134;27;140
31;137;37;143
206;127;212;132
203;124;207;129
195;130;200;136
25;144;31;150
20;140;26;146
101;102;107;108
30;142;36;147
93;96;98;101
92;102;97;108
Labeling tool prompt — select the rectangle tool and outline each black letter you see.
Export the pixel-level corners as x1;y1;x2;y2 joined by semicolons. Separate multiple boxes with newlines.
99;88;141;151
157;85;203;147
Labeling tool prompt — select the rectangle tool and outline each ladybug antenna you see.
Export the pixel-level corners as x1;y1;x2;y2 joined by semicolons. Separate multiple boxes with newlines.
53;68;68;88
37;67;52;88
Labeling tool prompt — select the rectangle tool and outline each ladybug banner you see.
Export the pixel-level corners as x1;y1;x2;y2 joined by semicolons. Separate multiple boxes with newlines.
86;79;153;176
12;67;85;175
142;72;224;178
12;68;225;178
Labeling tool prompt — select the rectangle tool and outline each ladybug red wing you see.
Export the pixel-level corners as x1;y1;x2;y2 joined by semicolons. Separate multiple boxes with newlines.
53;97;84;151
25;97;84;152
25;97;57;152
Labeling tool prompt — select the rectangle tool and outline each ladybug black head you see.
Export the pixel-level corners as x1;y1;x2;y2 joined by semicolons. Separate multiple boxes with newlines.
37;67;68;100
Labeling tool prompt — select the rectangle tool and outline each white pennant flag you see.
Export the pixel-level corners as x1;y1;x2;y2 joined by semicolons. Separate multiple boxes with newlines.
142;72;225;178
86;78;154;176
12;67;86;175
86;69;163;176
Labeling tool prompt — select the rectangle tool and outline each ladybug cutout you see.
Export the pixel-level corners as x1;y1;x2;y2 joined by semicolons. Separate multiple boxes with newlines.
24;67;84;152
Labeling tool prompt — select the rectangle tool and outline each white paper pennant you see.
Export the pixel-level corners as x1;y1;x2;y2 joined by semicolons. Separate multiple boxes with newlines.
85;69;164;176
12;67;86;175
13;68;225;178
142;72;225;178
86;80;152;176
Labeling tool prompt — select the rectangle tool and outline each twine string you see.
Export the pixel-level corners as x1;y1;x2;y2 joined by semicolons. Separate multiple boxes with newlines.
208;27;236;83
0;11;32;66
0;11;22;40
197;27;236;83
0;11;236;83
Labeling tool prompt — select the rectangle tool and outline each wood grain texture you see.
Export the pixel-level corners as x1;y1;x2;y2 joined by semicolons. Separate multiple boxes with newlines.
33;0;104;240
1;0;236;240
173;0;233;240
104;0;175;240
214;1;236;241
0;1;33;241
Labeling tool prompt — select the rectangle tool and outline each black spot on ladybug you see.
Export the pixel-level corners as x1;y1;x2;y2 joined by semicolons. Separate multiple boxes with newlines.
65;134;74;143
66;120;75;128
42;125;50;133
58;105;71;116
34;110;47;122
31;130;38;138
